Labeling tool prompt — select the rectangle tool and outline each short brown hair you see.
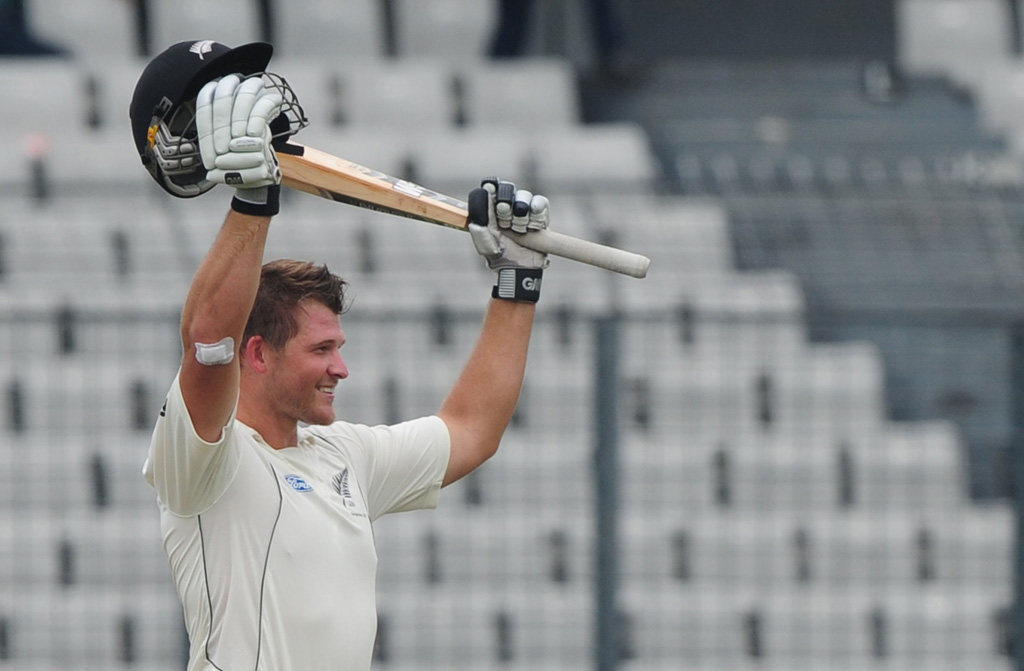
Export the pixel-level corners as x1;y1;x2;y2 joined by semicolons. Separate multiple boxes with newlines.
244;259;349;349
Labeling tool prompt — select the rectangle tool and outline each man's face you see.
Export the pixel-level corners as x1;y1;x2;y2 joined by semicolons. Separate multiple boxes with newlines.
263;300;348;427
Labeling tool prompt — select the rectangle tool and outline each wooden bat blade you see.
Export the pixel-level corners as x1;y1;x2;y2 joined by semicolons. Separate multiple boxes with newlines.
277;142;651;278
279;143;468;229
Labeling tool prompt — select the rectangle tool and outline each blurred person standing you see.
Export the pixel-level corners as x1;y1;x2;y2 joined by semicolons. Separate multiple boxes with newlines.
0;0;67;55
488;0;631;77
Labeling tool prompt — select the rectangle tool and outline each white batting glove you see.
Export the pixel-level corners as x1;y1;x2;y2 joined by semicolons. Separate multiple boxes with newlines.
196;74;283;215
468;178;549;302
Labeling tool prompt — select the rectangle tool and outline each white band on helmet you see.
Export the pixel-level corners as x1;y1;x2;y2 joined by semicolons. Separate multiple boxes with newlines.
195;337;235;366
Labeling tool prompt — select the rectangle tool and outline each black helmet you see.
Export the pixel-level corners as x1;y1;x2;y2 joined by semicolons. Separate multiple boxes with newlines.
130;40;292;197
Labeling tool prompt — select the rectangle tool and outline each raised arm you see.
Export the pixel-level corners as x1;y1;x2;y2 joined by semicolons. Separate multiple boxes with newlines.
179;209;272;442
178;74;283;442
439;180;549;485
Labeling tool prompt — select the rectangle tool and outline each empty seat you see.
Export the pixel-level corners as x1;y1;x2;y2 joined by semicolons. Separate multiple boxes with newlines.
1;207;128;291
374;505;593;587
620;505;1012;589
341;225;491;306
408;127;531;196
626;418;959;514
275;0;385;58
584;194;736;281
516;352;594;437
883;584;1009;661
0;59;84;137
680;272;807;350
622;513;807;586
0;194;188;299
0;591;121;664
0;448;98;515
857;422;968;508
620;334;883;442
336;60;456;129
444;440;594;509
726;442;843;511
376;585;591;665
621;436;717;512
927;504;1014;584
531;123;659;194
762;588;874;661
455;59;580;128
27;0;136;60
619;584;758;663
896;0;1011;87
58;512;167;588
0;293;68;363
41;131;150;191
148;1;260;54
265;205;368;276
3;290;183;367
619;270;807;360
0;508;164;589
369;662;589;671
0;359;176;435
812;506;1013;585
527;298;601;362
0;584;184;667
81;58;151;136
620;583;1007;666
971;59;1024;138
769;341;886;437
617;354;755;440
0;513;64;587
0;432;155;510
392;0;497;60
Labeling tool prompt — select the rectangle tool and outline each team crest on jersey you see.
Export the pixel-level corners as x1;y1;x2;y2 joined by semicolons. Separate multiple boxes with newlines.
332;468;366;516
284;474;313;492
332;468;356;508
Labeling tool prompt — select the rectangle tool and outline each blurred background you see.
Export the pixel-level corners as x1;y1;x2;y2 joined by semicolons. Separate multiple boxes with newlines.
0;0;1020;669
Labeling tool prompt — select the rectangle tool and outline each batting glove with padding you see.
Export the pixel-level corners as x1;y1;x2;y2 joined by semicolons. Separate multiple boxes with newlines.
196;74;282;216
467;177;549;303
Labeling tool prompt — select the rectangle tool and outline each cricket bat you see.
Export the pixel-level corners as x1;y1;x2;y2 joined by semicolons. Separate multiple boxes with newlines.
276;142;651;279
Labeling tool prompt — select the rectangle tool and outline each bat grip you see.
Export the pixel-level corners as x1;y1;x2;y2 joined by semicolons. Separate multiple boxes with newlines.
516;229;651;279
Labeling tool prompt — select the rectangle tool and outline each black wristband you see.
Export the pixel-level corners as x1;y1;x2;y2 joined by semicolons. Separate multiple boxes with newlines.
492;268;543;303
230;184;281;217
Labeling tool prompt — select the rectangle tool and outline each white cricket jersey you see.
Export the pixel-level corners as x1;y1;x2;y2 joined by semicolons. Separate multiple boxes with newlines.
143;372;450;671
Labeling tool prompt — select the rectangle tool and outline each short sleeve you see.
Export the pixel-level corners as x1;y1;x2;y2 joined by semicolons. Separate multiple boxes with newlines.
309;416;451;521
142;371;243;517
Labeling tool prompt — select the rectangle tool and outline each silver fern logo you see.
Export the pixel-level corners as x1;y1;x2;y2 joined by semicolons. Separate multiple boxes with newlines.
189;40;216;60
332;468;358;510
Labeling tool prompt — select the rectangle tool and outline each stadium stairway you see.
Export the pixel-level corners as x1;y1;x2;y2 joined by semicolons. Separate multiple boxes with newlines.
580;58;1024;500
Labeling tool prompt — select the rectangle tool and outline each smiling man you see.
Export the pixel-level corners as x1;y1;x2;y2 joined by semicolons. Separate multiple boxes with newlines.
135;41;551;671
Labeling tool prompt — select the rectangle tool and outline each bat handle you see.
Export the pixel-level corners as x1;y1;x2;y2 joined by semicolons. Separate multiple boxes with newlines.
517;229;651;279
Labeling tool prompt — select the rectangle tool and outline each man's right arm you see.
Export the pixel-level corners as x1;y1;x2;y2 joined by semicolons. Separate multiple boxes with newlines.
179;209;272;442
177;74;283;442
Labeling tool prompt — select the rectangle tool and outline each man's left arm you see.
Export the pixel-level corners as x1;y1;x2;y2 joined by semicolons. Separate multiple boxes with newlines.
438;179;549;486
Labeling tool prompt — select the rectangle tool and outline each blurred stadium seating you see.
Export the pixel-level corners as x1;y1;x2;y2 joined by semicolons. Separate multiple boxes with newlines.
0;0;1018;670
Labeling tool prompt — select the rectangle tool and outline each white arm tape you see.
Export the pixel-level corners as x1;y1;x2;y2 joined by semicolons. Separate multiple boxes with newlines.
195;337;235;366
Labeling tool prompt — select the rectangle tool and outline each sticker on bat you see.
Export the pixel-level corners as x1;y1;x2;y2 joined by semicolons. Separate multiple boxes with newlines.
315;187;464;230
343;161;468;209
